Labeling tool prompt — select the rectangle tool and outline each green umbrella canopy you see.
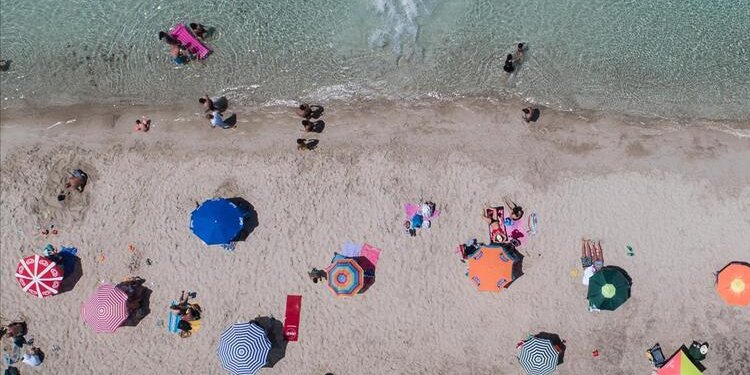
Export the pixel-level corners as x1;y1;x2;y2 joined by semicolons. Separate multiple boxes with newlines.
587;266;632;311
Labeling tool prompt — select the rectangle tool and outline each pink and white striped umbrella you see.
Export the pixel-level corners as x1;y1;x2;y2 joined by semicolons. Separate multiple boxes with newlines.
81;284;129;333
15;255;63;298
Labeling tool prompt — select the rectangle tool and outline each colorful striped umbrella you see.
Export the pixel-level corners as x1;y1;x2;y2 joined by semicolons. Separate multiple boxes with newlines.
587;266;631;311
467;245;519;292
81;284;129;333
217;322;271;375
716;262;750;306
517;336;560;375
190;198;244;245
325;258;365;297
15;255;63;298
657;347;703;375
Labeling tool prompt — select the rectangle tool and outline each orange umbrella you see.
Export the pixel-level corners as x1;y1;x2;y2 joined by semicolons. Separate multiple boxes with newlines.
716;262;750;306
467;245;519;292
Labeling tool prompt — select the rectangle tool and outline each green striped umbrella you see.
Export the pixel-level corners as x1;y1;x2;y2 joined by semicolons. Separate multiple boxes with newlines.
587;266;631;311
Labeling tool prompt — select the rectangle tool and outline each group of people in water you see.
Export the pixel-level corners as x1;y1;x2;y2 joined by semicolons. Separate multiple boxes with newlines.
158;22;210;65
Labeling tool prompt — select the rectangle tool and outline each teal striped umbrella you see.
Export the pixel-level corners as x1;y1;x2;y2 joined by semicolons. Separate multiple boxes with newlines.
587;266;631;311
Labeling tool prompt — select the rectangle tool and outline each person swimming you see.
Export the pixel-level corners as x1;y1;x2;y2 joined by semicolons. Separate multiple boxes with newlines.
503;54;515;73
158;31;180;46
189;23;208;39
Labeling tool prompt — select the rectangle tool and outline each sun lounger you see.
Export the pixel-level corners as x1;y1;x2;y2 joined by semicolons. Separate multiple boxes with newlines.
283;295;302;342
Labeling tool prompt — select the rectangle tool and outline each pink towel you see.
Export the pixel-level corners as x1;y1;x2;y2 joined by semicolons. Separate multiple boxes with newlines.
169;24;211;59
404;203;440;221
504;218;529;247
360;244;381;267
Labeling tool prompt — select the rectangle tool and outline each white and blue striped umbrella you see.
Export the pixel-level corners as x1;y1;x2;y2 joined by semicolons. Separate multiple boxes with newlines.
217;322;271;375
517;336;560;375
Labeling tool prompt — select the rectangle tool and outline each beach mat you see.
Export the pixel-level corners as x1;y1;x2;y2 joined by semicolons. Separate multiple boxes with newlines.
168;301;179;333
283;295;302;342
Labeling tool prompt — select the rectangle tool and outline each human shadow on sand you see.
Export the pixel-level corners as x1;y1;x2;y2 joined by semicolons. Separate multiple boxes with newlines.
252;316;288;369
227;197;258;241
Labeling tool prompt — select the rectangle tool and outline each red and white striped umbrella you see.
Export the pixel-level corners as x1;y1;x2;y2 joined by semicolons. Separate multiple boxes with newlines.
15;255;63;298
81;284;129;333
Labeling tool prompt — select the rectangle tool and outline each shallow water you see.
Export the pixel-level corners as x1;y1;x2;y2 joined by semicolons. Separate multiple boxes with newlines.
1;0;749;120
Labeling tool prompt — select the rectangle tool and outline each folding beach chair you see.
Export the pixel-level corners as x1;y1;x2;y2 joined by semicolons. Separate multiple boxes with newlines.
648;343;667;368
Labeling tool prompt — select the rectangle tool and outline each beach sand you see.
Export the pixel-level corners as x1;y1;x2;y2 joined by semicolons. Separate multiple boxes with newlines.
1;101;749;374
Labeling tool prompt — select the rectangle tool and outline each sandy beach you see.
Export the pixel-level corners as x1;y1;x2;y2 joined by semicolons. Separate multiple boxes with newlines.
1;100;749;375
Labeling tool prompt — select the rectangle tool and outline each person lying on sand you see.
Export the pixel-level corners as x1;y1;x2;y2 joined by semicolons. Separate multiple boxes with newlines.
504;198;524;221
482;205;508;243
65;169;88;192
134;117;151;132
581;239;604;269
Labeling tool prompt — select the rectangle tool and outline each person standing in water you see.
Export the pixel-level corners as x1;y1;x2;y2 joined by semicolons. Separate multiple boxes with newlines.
503;54;515;73
512;43;525;64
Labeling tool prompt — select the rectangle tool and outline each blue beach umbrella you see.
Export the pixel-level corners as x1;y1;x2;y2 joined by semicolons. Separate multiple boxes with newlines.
217;322;271;375
190;198;244;245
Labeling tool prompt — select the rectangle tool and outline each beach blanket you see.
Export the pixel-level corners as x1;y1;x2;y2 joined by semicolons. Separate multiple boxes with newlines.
168;301;180;333
284;295;302;342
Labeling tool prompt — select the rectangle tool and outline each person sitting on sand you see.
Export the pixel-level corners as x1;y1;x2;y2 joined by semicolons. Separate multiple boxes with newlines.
189;23;208;39
207;111;232;129
503;54;515;73
522;107;537;123
296;103;324;119
65;169;88;192
134;117;151;132
199;95;216;113
296;138;318;150
308;268;327;284
482;206;508;243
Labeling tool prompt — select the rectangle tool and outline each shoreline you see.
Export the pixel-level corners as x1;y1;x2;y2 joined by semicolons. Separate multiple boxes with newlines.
2;99;750;374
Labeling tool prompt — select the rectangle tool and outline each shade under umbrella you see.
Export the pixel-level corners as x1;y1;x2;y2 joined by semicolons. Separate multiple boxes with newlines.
15;255;63;298
517;336;560;375
325;258;365;297
217;322;272;375
81;284;129;333
191;198;244;245
587;266;631;311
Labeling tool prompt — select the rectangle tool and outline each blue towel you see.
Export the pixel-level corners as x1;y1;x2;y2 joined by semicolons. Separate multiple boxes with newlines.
168;301;180;333
58;247;78;278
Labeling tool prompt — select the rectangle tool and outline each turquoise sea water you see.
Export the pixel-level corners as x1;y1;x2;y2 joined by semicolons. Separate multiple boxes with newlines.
1;0;749;120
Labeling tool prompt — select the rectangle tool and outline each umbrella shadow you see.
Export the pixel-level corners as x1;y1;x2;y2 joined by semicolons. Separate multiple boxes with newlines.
252;316;288;368
228;197;258;241
117;279;152;327
58;253;83;294
354;256;376;294
535;332;566;364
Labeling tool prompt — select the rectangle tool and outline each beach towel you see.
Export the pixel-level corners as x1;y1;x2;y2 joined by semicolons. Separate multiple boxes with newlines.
284;295;302;342
405;203;440;221
169;24;212;59
341;242;362;258
168;301;180;333
504;216;531;247
360;244;381;267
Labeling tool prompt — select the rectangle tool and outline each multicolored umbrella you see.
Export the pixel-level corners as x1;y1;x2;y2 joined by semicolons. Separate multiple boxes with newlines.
81;284;129;333
716;262;750;306
587;266;631;311
467;245;519;292
517;336;560;375
657;347;703;375
190;198;244;245
326;258;365;297
15;255;63;298
217;322;271;375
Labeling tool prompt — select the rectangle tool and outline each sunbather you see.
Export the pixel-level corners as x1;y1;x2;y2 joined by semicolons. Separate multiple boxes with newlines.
592;240;604;269
581;239;604;270
65;169;88;192
580;238;593;268
483;206;508;243
504;198;524;221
